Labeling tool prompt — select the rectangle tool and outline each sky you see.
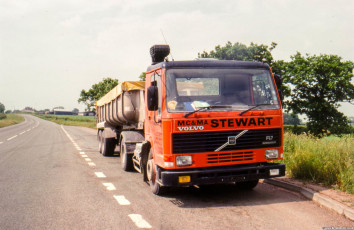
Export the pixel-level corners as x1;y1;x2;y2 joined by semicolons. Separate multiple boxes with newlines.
0;0;353;116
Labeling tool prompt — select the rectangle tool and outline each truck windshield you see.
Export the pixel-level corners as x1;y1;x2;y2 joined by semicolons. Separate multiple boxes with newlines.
165;68;280;113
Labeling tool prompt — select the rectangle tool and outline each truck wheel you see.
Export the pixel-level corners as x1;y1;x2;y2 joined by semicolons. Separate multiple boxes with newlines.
120;137;133;171
236;179;259;190
98;130;103;153
146;150;166;195
102;137;115;157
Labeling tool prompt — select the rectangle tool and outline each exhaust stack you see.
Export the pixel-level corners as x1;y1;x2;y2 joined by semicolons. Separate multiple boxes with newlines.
150;45;170;65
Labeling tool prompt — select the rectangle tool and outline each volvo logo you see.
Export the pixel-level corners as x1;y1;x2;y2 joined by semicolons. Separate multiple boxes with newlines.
214;130;248;152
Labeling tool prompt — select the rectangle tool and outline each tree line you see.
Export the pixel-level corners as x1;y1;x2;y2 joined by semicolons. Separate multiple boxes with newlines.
0;103;5;120
78;41;354;136
0;103;5;114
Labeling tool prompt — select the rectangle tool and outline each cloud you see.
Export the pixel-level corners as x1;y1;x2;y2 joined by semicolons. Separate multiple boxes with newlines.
0;0;353;113
60;15;82;27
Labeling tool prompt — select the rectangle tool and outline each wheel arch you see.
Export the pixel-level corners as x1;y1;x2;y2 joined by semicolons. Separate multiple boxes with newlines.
120;130;145;146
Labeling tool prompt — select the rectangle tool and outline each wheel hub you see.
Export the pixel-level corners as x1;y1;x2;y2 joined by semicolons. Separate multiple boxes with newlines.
146;159;154;182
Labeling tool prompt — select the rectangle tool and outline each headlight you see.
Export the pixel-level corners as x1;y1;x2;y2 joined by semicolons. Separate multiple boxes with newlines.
265;149;279;159
176;155;192;166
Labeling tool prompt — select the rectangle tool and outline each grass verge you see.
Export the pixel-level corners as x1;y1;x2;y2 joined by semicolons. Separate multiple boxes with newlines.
35;114;96;129
0;114;25;128
282;132;353;194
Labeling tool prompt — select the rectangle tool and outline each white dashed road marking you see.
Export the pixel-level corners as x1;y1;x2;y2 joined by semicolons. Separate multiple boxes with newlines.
62;126;98;168
128;214;152;229
19;131;26;135
7;135;18;141
103;183;116;191
88;162;96;167
95;172;106;178
61;125;152;229
0;142;3;145
114;195;131;205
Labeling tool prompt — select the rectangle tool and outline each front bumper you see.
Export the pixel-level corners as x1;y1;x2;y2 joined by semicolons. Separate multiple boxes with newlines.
159;163;285;187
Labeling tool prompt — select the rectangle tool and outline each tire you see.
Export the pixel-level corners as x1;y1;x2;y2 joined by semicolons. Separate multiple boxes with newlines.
236;179;259;190
102;137;116;157
120;137;133;171
98;130;103;154
146;149;166;195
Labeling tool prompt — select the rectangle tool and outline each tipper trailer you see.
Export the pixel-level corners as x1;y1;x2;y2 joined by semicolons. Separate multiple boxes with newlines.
96;45;285;195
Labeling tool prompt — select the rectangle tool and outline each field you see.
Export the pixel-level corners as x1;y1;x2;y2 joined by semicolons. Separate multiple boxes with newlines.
282;132;353;194
35;114;96;129
0;114;25;128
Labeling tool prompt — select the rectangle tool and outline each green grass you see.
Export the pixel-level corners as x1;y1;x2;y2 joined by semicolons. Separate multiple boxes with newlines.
35;114;96;129
0;114;25;128
282;132;354;194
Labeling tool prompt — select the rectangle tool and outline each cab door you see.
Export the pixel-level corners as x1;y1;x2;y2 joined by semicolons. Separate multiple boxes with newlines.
145;70;164;162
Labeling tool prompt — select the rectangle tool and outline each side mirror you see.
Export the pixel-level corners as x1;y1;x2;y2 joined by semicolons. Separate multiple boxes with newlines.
147;85;158;111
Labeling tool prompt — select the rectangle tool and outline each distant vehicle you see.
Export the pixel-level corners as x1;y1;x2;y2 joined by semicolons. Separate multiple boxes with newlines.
78;111;95;116
96;45;285;195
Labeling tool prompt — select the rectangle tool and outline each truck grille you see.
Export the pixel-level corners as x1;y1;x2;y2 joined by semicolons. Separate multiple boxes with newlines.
207;151;254;164
172;128;281;154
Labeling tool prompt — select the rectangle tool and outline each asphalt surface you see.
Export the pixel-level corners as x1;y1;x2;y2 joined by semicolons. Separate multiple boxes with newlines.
0;114;353;230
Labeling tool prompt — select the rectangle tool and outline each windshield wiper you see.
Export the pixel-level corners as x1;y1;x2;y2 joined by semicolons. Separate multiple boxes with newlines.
184;105;232;118
239;104;272;116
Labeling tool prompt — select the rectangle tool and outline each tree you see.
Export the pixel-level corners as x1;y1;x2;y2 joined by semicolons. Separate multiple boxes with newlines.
0;102;4;113
199;42;354;135
138;72;146;81
349;117;354;125
72;108;79;114
199;41;282;71
283;113;301;125
283;53;354;135
198;41;289;98
78;78;119;111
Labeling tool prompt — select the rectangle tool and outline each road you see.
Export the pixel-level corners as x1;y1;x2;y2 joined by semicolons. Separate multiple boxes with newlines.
0;115;352;229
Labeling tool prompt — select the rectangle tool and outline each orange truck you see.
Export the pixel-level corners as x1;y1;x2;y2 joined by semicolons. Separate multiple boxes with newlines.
96;45;285;195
